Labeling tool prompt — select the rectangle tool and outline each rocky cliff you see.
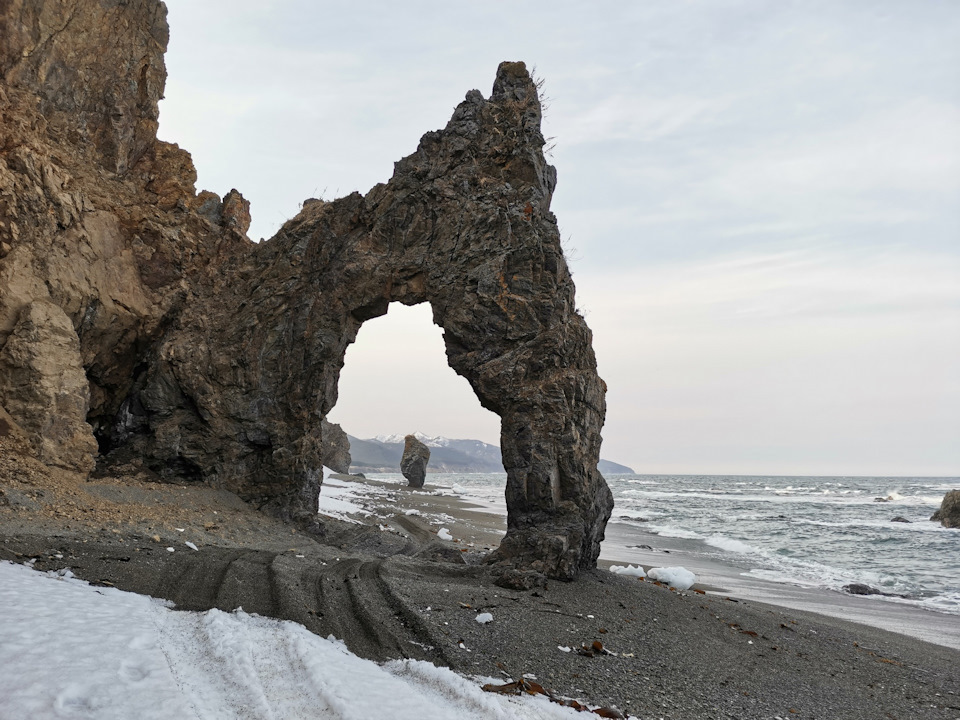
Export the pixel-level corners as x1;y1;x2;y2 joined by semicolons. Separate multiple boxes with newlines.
0;0;251;471
0;1;612;580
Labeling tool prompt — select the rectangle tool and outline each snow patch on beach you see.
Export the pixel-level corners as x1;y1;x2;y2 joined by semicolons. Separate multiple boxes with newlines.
609;564;646;578
0;561;590;719
647;567;697;590
318;467;394;522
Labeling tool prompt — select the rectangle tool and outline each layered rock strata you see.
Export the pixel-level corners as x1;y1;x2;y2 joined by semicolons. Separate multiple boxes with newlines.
0;1;613;579
400;435;430;488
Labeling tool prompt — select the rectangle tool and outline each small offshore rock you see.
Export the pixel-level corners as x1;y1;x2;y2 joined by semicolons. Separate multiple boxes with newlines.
844;583;881;596
891;516;911;523
400;434;430;488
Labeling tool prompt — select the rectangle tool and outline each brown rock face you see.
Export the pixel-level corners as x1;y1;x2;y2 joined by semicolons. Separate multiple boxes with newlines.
0;301;97;471
0;0;168;175
931;491;960;529
0;2;613;579
400;435;431;488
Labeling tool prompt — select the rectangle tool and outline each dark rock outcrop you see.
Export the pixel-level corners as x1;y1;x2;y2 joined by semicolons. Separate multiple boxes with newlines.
842;583;906;599
320;420;351;474
0;2;613;579
400;435;431;488
930;490;960;529
843;583;879;596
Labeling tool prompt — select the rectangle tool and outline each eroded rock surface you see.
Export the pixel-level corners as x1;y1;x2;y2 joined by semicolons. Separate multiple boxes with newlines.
320;419;352;475
931;491;960;529
0;301;97;471
0;1;613;579
0;0;251;470
400;435;430;488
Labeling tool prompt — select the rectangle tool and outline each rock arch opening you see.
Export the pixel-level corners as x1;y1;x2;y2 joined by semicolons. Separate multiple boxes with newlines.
327;302;501;457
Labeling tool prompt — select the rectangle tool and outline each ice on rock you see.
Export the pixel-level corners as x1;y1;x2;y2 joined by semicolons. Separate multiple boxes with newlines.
475;613;493;624
647;566;697;590
609;564;646;578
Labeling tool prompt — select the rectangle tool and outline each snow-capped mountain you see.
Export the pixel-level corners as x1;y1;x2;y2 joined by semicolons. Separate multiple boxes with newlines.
371;431;450;448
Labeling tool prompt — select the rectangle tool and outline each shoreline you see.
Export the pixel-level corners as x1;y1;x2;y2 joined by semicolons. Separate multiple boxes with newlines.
601;520;960;652
333;473;960;652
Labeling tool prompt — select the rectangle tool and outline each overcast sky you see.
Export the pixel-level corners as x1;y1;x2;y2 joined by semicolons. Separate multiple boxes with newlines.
159;1;960;476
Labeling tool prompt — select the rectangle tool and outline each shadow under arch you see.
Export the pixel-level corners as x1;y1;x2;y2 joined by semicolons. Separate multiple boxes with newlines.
139;62;612;580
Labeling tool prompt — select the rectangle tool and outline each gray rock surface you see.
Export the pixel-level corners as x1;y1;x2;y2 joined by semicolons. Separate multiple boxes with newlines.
320;420;351;474
931;490;960;529
400;434;430;488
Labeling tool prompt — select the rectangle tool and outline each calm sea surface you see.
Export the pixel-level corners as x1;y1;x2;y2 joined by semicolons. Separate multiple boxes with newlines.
413;473;960;616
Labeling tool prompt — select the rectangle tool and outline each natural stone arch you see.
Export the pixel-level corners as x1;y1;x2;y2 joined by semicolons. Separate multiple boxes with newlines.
132;62;613;579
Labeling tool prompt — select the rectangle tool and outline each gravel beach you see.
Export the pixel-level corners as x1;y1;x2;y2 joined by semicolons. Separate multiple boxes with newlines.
2;453;958;719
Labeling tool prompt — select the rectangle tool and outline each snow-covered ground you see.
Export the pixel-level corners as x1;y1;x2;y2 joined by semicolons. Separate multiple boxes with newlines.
0;561;586;720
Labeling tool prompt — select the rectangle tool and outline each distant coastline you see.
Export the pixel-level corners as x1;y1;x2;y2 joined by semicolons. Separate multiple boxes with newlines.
347;432;634;475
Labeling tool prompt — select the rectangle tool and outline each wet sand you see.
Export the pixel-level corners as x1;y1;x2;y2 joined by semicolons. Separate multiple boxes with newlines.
2;462;959;718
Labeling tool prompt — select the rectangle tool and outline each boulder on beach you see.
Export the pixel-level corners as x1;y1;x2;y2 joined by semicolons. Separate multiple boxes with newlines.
400;434;431;488
930;490;960;529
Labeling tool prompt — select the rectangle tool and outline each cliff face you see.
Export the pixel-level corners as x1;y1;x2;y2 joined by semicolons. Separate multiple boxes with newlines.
0;2;612;580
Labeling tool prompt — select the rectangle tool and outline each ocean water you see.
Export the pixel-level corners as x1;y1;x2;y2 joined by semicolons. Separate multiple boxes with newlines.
403;472;960;617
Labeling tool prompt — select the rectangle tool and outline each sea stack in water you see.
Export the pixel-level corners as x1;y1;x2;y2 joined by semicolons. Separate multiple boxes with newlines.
930;490;960;529
400;435;431;488
0;0;612;580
